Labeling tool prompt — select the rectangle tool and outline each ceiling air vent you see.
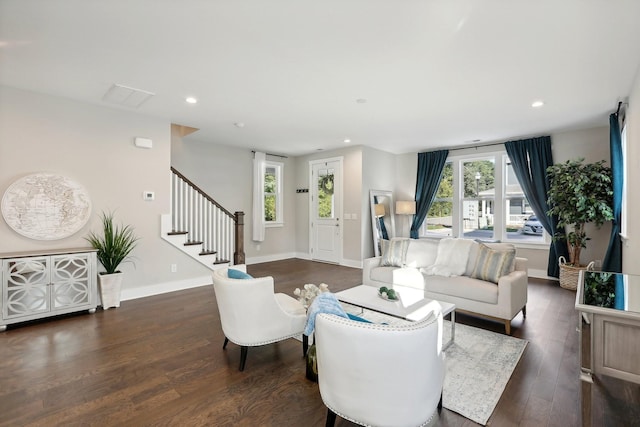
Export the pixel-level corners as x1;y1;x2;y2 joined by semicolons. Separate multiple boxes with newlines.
102;83;155;108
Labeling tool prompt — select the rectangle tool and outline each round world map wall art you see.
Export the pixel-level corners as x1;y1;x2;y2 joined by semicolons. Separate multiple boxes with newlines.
1;173;92;240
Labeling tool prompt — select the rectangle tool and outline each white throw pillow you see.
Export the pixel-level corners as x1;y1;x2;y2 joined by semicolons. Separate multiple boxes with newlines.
404;238;439;268
421;238;475;277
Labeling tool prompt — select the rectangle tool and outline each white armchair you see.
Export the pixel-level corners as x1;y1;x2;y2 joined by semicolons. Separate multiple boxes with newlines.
315;305;445;427
211;266;307;371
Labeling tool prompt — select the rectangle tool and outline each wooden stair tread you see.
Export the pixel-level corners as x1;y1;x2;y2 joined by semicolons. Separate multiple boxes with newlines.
214;259;230;264
199;250;217;256
184;241;203;246
167;231;188;236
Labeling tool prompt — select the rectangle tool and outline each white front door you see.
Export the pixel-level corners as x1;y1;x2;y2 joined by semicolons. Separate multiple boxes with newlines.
310;158;342;264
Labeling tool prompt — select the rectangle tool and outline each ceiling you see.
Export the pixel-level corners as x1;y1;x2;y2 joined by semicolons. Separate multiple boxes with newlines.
2;0;640;157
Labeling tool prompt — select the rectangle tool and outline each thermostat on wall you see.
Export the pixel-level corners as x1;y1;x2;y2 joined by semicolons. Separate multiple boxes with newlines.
143;191;155;201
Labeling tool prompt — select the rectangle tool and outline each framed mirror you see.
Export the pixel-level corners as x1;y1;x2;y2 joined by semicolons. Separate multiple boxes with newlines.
370;190;395;257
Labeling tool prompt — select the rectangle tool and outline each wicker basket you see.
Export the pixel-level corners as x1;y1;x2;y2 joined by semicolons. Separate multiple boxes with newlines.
558;256;595;291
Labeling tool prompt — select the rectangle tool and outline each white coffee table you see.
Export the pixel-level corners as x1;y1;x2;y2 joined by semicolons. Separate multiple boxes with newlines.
336;284;456;350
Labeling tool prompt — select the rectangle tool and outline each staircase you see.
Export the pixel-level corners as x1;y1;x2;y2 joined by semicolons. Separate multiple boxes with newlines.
161;167;245;270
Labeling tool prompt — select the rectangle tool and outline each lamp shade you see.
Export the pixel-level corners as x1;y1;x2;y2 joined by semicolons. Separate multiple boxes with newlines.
396;200;416;215
374;203;385;217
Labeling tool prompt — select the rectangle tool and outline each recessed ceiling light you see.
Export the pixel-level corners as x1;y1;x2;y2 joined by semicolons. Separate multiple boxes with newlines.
234;122;245;128
185;97;198;104
531;100;544;108
343;138;351;143
356;98;367;104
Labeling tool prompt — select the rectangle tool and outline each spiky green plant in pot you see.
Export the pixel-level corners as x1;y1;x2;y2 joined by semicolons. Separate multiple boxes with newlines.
85;211;139;308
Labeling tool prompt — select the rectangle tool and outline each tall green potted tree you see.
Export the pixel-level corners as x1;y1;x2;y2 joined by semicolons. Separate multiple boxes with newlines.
85;212;139;308
546;158;613;289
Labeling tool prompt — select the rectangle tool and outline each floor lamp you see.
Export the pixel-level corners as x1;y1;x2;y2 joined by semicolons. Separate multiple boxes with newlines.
396;201;416;237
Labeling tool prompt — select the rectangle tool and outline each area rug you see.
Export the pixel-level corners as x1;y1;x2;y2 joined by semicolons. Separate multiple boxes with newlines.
339;305;528;425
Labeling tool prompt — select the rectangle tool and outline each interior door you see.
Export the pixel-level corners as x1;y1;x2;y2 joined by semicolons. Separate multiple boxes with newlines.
310;159;342;263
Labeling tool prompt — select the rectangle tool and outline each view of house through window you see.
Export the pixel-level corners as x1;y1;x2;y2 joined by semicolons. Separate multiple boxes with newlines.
264;161;283;225
423;152;546;243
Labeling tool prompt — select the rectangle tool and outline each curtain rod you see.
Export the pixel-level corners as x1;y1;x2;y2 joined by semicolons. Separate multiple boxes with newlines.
426;141;506;154
251;150;288;159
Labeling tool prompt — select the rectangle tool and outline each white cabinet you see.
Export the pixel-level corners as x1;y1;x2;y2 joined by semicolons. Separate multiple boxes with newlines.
1;248;98;330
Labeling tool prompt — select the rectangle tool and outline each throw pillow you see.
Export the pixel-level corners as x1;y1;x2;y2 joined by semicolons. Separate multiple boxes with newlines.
470;243;516;284
227;269;253;280
422;238;474;277
380;238;410;267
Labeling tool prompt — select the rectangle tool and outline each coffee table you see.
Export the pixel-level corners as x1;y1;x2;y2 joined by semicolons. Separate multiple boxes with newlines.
335;284;456;350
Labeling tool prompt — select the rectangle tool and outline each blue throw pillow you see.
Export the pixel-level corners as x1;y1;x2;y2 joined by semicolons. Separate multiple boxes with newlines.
347;313;373;323
228;269;253;280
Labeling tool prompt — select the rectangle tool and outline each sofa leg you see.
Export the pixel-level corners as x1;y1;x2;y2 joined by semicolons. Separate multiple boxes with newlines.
326;408;337;427
239;346;248;371
505;321;511;335
522;305;527;318
438;391;443;413
223;337;229;349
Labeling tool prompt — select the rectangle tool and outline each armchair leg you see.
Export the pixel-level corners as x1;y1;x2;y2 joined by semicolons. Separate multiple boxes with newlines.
438;392;443;413
522;305;527;318
302;334;309;357
326;408;337;427
505;321;511;335
239;346;248;371
223;337;229;349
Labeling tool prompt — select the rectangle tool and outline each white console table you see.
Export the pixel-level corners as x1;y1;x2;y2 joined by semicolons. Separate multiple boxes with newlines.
1;247;98;331
575;270;640;426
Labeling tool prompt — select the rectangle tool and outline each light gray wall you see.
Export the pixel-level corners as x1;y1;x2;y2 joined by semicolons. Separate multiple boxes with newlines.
362;146;396;257
0;85;208;295
294;146;363;265
623;67;640;274
392;126;612;277
171;134;298;263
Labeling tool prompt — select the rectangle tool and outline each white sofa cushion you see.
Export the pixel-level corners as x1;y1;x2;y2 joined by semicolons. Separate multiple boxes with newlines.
424;275;499;304
370;266;397;284
404;238;439;268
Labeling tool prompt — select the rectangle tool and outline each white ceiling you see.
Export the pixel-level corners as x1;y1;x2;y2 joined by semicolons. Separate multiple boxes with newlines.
2;0;640;156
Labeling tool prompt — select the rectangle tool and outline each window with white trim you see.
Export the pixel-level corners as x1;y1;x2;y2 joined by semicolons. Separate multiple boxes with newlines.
421;151;549;245
621;125;628;238
264;161;283;226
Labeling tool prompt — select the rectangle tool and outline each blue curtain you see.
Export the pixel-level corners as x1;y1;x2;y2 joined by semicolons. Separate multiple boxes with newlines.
505;136;569;277
410;150;449;239
603;113;623;273
373;195;389;240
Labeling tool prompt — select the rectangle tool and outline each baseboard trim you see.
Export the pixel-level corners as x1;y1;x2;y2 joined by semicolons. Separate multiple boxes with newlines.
121;275;212;301
528;268;558;281
245;252;298;265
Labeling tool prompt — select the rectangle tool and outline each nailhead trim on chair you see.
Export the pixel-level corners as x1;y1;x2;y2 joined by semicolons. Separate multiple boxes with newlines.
324;402;437;427
223;331;305;347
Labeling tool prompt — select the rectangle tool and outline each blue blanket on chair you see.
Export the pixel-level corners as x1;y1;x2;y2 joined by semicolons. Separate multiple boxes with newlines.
304;292;349;336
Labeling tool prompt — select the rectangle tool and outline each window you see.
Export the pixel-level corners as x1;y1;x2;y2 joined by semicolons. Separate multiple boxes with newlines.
421;151;548;245
264;161;283;226
621;125;628;238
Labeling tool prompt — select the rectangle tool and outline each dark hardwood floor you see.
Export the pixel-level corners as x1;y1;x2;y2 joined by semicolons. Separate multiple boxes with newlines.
1;259;638;426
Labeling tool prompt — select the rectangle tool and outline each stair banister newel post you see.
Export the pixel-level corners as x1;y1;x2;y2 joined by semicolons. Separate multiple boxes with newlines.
234;211;245;265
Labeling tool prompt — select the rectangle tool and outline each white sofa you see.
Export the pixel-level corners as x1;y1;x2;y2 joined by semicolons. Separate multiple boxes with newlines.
363;237;528;334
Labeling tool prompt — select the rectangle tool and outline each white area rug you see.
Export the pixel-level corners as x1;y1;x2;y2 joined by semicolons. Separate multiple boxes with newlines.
340;305;528;425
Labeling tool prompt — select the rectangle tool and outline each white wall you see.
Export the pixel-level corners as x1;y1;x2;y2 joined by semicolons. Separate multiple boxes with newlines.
623;67;640;274
0;85;209;298
171;134;298;263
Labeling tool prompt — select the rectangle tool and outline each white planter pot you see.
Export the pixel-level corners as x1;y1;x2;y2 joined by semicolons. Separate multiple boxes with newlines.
98;272;123;309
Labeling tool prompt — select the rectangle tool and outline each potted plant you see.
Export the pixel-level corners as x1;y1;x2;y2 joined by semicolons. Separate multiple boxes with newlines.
546;158;613;289
85;211;139;308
